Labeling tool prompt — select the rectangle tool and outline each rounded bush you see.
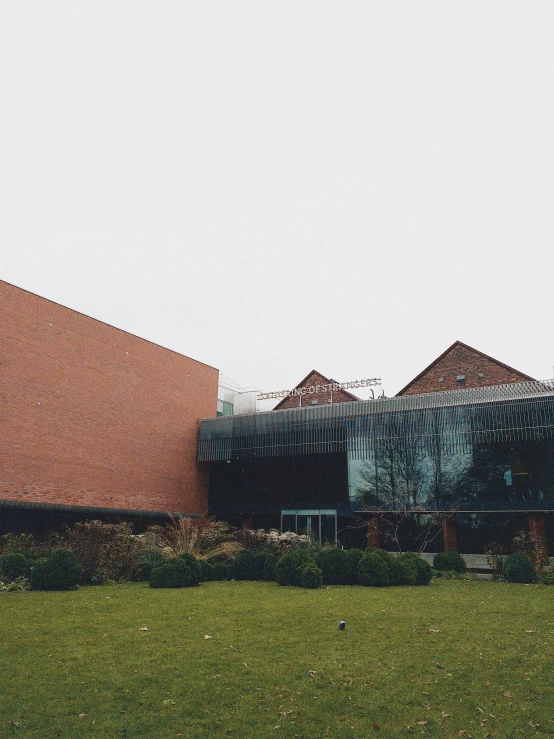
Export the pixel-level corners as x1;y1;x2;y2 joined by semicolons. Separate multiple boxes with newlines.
358;551;390;587
301;563;323;589
199;559;214;581
503;552;535;583
136;551;166;581
314;548;365;585
315;548;346;585
387;555;417;586
253;551;277;581
262;559;276;582
433;551;466;573
7;548;36;562
149;559;194;588
377;549;396;585
211;560;233;581
343;549;364;585
400;552;433;586
176;553;201;586
275;549;314;587
201;555;233;581
233;550;258;581
30;549;82;591
0;552;30;581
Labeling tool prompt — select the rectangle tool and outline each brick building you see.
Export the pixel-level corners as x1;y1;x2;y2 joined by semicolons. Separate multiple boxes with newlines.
201;344;554;553
273;370;361;410
0;280;218;531
397;340;534;396
3;282;553;555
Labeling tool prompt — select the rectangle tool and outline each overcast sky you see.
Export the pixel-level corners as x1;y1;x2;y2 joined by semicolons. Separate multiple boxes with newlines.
1;2;553;401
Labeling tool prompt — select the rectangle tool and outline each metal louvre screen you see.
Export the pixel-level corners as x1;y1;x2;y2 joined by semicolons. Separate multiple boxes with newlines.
198;381;554;462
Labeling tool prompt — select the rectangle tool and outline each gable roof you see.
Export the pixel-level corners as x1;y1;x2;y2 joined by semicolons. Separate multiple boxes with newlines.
396;340;535;396
273;369;360;410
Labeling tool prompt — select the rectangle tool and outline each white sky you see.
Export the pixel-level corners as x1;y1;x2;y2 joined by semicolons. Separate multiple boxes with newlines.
1;2;553;400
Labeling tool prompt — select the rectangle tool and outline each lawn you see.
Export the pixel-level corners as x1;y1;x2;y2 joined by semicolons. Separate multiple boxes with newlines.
1;579;553;739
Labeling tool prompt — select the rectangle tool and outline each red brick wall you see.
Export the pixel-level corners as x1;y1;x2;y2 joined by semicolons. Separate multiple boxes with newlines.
400;343;531;396
0;281;218;514
275;370;359;409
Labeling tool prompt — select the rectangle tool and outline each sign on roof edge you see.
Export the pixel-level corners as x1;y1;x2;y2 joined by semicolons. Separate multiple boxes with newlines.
258;378;382;401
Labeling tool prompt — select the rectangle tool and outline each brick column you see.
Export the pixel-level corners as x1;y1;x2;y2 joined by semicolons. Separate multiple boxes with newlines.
529;514;548;554
367;514;380;549
442;515;458;551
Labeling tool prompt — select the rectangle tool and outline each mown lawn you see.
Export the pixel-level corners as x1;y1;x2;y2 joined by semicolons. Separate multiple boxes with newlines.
1;579;553;738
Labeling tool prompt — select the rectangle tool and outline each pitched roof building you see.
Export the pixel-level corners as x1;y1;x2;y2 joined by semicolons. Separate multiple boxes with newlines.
396;340;534;396
273;369;360;410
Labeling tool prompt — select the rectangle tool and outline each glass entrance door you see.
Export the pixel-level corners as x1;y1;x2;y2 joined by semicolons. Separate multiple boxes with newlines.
280;509;337;546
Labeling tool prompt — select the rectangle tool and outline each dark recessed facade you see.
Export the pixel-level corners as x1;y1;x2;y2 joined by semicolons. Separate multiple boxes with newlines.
200;347;553;552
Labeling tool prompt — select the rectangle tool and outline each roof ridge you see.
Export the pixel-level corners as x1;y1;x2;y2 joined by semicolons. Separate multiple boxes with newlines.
396;340;534;396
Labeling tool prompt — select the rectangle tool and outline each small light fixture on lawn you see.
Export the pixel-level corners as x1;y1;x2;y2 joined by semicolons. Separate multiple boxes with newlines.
338;620;346;630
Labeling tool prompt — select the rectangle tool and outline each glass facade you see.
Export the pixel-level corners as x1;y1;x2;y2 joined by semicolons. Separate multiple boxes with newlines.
217;399;234;417
281;510;338;546
347;438;554;512
200;381;554;546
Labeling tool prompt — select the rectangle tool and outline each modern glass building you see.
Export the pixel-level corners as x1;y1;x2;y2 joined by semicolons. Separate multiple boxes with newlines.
199;380;554;551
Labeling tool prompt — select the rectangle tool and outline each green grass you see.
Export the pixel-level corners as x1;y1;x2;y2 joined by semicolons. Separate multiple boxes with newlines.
1;580;554;738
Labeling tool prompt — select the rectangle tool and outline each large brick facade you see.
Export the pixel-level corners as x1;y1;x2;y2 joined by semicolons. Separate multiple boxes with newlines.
0;280;218;516
397;341;534;396
273;370;360;410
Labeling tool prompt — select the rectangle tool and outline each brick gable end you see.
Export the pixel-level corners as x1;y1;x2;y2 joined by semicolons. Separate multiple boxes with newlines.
398;342;533;396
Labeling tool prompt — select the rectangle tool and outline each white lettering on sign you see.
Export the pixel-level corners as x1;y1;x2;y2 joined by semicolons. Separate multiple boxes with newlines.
257;378;381;401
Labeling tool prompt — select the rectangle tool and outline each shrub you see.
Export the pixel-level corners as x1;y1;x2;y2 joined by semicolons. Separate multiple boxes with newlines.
503;552;535;584
484;543;505;580
62;520;141;584
257;551;277;581
0;576;29;592
433;551;466;573
315;548;346;585
149;559;195;588
199;559;214;581
241;528;312;556
343;549;364;585
400;552;433;586
275;549;315;587
6;548;36;561
30;549;82;591
538;568;554;585
176;553;201;586
315;548;365;585
234;550;277;581
156;514;242;560
211;560;233;581
301;564;323;589
358;551;390;587
199;559;230;582
233;550;259;580
0;532;35;555
0;552;31;581
135;550;167;581
200;555;234;581
387;555;418;586
511;529;549;575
